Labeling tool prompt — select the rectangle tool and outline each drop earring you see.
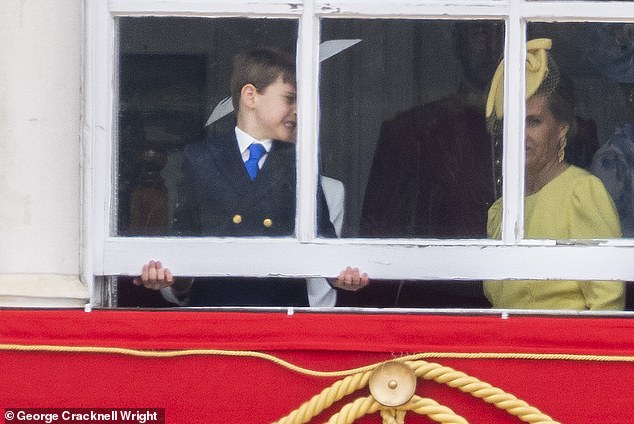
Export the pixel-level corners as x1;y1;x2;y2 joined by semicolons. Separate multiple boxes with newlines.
558;135;567;163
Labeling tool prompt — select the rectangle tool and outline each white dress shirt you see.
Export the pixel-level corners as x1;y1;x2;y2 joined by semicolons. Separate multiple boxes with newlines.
235;126;272;169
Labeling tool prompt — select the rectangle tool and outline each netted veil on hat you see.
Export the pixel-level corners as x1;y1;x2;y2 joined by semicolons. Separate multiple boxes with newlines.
486;38;559;135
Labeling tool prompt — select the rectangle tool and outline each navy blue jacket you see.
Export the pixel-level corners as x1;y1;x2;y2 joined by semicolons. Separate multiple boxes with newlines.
172;130;335;306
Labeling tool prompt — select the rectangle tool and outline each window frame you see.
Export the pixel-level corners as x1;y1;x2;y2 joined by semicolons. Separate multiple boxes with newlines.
83;0;634;299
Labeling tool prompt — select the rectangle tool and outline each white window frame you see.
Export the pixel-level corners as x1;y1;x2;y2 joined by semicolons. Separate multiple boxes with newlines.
83;0;634;300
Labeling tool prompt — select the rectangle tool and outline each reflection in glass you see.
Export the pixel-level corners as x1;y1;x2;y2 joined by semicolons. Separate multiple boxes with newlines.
319;19;504;239
583;23;634;238
116;17;298;237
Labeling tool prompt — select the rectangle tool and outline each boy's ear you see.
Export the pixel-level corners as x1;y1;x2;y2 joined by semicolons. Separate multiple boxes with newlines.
240;83;258;110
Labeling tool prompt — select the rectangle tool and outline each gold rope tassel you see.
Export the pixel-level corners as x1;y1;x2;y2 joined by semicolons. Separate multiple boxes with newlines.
323;396;467;424
380;408;407;424
274;360;560;424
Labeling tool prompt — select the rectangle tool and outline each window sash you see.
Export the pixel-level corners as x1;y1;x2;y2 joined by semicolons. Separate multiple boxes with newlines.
84;0;634;284
102;237;634;280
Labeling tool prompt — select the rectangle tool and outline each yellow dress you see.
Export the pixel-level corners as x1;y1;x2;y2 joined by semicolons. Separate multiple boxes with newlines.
484;166;625;310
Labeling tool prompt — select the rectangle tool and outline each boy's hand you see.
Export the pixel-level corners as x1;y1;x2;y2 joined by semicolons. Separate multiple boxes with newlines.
332;266;369;291
133;260;174;290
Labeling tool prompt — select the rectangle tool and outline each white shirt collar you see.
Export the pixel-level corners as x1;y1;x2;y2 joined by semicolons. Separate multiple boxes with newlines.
235;126;272;156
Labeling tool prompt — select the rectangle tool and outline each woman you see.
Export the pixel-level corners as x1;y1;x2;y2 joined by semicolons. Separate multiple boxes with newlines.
483;38;625;310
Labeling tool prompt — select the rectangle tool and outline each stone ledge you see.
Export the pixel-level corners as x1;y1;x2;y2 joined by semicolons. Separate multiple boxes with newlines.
0;274;89;307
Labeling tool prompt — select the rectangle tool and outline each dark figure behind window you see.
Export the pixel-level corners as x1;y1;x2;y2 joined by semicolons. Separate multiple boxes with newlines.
338;21;504;308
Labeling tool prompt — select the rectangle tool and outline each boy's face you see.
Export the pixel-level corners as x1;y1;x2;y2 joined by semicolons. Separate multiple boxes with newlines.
251;76;297;142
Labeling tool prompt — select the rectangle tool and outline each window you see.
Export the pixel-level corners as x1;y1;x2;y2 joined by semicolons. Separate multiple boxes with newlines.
319;18;504;239
84;0;634;309
116;17;299;237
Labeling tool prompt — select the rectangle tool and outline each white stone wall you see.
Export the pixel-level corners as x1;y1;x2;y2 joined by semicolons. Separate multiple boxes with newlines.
0;0;87;306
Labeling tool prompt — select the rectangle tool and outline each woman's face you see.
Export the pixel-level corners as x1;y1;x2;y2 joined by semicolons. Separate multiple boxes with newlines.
525;94;569;178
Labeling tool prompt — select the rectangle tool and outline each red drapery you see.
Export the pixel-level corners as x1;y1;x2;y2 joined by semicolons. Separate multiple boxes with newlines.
0;309;633;423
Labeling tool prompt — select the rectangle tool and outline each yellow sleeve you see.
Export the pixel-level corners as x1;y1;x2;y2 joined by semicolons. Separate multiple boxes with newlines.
570;175;624;310
568;174;621;239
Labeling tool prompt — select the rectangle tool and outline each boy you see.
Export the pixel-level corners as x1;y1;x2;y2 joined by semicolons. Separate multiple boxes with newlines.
135;48;368;306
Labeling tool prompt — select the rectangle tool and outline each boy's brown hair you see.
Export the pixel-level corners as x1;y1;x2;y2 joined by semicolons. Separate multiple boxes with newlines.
230;48;296;112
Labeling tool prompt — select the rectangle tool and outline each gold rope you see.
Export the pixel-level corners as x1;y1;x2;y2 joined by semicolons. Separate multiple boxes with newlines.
2;343;626;423
1;344;633;377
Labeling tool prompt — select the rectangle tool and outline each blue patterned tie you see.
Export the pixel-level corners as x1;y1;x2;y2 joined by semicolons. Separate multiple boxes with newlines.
245;143;266;181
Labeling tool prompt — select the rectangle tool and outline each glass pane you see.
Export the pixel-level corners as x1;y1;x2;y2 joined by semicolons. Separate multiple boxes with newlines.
117;17;298;237
319;19;504;239
505;23;629;244
319;19;504;310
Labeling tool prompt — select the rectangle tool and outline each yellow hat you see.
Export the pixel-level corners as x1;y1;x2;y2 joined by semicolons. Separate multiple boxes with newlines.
486;38;553;119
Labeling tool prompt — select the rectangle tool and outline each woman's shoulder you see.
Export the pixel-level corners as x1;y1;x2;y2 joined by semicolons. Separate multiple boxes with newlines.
564;166;622;237
537;166;614;215
561;166;619;222
560;164;590;179
556;165;607;194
